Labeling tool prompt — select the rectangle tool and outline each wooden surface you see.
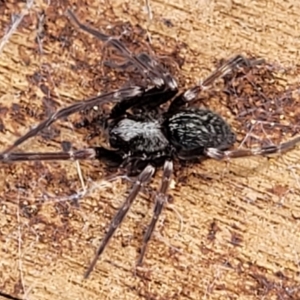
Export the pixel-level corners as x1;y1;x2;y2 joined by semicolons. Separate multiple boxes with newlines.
1;0;300;299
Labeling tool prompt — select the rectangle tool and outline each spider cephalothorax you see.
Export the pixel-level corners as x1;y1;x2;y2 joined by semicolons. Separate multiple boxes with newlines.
1;10;299;278
107;106;236;170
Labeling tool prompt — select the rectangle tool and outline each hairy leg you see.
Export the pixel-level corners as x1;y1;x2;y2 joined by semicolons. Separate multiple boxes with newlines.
67;10;177;90
84;164;155;278
0;147;123;165
204;135;300;160
1;87;142;154
168;55;264;112
137;160;173;266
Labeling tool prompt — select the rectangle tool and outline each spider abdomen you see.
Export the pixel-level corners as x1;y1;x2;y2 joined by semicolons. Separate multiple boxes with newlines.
166;108;236;153
109;118;169;153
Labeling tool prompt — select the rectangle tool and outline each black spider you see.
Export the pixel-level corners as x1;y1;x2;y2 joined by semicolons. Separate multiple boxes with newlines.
1;10;300;278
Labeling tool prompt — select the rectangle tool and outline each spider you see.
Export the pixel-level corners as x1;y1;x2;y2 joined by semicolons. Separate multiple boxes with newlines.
1;10;300;279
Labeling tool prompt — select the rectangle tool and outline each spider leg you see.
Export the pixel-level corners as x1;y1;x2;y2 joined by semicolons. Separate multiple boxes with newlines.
84;164;155;278
108;54;179;119
67;10;177;90
204;135;300;160
136;52;177;90
104;59;134;71
137;160;173;266
168;55;264;112
1;87;143;155
199;55;254;89
106;53;177;91
104;53;157;71
110;85;178;118
0;147;123;165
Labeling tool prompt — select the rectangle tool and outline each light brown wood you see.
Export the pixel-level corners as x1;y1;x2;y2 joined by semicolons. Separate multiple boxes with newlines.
1;1;300;299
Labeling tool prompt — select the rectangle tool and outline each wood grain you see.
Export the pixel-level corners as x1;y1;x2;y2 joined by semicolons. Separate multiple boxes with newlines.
0;1;300;299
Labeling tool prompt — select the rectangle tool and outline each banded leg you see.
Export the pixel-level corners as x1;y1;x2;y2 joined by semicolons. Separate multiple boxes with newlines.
168;55;264;112
110;85;178;118
204;135;300;160
1;87;143;155
84;164;155;278
67;10;177;90
137;160;173;266
0;147;123;165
